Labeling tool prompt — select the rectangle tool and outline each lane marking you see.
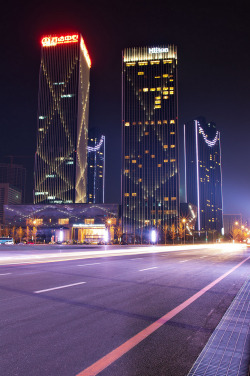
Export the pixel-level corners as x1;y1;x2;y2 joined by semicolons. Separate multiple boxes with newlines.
180;260;188;263
0;273;11;276
34;282;86;294
76;256;250;376
139;267;158;272
129;258;144;260
77;263;101;266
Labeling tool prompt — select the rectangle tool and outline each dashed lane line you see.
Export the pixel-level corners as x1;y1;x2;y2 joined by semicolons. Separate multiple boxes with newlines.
34;282;86;294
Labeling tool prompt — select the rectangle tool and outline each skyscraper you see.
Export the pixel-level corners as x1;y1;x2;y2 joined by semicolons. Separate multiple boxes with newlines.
122;46;179;236
34;33;91;204
87;128;105;203
184;117;223;233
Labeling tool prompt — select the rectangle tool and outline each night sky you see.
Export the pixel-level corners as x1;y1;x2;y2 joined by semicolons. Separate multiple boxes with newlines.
1;0;249;221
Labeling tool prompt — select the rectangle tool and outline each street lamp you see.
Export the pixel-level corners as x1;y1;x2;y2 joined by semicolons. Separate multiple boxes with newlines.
182;218;186;244
151;229;157;244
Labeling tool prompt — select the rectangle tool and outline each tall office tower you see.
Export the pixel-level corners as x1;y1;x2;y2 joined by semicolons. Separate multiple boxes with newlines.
184;117;223;233
0;163;26;203
122;46;179;235
34;33;91;204
87;128;105;203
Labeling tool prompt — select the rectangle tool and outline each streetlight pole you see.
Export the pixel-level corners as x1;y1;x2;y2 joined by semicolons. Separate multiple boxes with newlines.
182;218;186;244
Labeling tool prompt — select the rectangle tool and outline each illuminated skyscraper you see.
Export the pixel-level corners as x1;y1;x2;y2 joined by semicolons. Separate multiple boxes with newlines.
122;46;179;235
184;117;223;233
34;33;91;204
87;128;105;203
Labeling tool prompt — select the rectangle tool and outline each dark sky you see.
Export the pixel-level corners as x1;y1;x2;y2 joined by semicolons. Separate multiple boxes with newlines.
0;0;249;221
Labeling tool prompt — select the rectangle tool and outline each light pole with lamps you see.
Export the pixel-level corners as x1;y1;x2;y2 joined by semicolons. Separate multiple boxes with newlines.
182;218;186;244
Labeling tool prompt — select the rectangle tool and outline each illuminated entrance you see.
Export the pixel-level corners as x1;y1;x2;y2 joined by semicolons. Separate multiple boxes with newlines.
73;224;106;243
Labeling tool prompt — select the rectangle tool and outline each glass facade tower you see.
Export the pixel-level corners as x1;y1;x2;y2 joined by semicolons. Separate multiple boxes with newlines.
184;117;223;233
34;34;91;204
87;128;105;203
122;46;179;235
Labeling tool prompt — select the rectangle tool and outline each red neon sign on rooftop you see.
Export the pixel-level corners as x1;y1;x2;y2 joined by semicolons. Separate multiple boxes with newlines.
41;34;79;47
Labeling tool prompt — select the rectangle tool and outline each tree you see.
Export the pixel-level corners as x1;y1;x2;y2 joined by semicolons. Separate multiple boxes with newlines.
11;226;16;243
3;226;9;237
25;226;30;242
17;227;24;243
163;224;168;245
31;226;37;244
178;222;185;244
169;223;177;244
115;222;123;244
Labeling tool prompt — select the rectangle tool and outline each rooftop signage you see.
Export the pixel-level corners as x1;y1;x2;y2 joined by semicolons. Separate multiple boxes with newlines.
148;47;168;54
41;34;79;47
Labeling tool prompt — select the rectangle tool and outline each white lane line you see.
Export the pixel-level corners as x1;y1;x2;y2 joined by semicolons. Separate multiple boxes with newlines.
139;267;158;272
77;263;101;266
34;282;86;294
180;260;188;263
129;258;143;260
0;273;11;276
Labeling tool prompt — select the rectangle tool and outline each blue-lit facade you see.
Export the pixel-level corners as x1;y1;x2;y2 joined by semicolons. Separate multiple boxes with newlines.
122;46;180;235
87;128;105;203
184;117;223;233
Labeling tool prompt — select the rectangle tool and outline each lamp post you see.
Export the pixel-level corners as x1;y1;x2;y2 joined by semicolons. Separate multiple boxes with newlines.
182;218;186;244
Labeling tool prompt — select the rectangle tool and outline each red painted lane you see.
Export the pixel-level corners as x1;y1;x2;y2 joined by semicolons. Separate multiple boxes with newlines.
76;256;250;376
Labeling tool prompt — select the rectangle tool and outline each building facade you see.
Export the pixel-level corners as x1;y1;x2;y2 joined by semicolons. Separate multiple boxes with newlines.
0;163;26;203
4;204;119;243
0;184;22;225
87;128;105;203
184;117;223;233
34;33;91;204
122;46;179;236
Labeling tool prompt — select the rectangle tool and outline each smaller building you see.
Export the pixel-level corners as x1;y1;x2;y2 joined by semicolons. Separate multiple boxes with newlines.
4;203;119;243
223;214;242;235
0;184;22;225
87;128;105;204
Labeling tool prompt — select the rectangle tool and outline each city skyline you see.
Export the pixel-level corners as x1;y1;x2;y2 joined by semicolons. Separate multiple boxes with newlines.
0;1;249;221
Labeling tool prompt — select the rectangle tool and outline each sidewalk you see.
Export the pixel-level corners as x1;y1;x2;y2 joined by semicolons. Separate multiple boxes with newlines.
188;279;250;376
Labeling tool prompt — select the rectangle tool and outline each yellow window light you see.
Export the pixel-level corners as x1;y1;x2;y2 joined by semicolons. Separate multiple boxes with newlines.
157;87;161;91
125;156;130;159
170;120;175;124
155;100;161;104
132;193;137;197
138;61;148;65
138;72;144;75
155;105;161;109
138;164;142;168
145;132;149;135
145;150;149;154
171;197;176;201
163;96;169;99
124;169;129;173
164;159;169;163
124;193;129;197
170;145;175;148
164;197;169;201
163;145;168;149
151;155;155;158
170;159;176;162
125;122;130;126
150;88;156;91
132;160;137;163
163;74;168;77
158;164;162;167
143;88;148;92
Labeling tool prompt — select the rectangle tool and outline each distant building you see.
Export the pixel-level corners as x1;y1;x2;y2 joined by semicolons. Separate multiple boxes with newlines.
122;45;179;235
0;184;22;225
4;204;119;243
34;33;91;204
223;214;242;235
0;163;26;203
184;117;223;233
87;128;105;203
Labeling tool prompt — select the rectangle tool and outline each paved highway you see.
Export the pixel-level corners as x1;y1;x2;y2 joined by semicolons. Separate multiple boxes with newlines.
0;244;249;375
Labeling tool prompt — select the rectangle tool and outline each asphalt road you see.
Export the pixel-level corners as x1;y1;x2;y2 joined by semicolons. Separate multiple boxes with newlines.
0;244;249;376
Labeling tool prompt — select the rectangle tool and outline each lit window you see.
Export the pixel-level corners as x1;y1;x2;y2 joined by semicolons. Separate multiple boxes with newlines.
163;74;168;77
138;72;144;75
151;155;155;158
125;169;129;173
163;145;168;149
155;100;161;104
170;159;176;162
164;197;169;201
125;156;130;159
157;87;161;91
170;120;175;124
163;96;169;99
150;88;156;91
170;132;175;135
155;76;161;79
132;160;137;163
126;63;135;66
163;91;168;95
170;91;174;95
125;122;130;126
38;128;44;132
61;94;74;98
138;164;142;168
170;145;175;148
169;79;174;81
85;219;95;224
151;121;155;125
155;105;161;109
157;121;162;124
163;120;167;124
58;218;69;225
39;116;46;120
150;60;160;64
145;132;149;135
138;178;142;182
164;159;168;163
145;150;149;154
171;197;176;201
143;88;148;92
124;193;129;197
132;193;137;197
138;61;148;65
158;164;162;167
